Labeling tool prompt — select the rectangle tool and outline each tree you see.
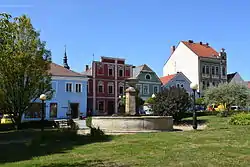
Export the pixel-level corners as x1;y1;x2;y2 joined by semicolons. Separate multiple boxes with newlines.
0;13;53;129
145;97;155;104
153;87;191;121
204;83;250;116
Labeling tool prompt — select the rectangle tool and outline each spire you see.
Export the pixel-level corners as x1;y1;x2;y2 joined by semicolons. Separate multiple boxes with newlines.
63;45;70;69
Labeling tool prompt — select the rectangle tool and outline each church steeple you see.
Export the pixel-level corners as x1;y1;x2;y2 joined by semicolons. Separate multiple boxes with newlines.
63;45;70;69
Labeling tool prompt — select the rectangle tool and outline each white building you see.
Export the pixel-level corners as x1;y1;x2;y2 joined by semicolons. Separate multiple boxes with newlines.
163;40;227;94
160;72;192;95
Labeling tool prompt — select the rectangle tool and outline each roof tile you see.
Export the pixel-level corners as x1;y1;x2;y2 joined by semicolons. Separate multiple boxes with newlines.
182;41;219;58
49;63;84;77
160;74;176;85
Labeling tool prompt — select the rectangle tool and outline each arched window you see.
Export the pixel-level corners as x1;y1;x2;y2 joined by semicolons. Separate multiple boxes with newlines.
145;74;151;80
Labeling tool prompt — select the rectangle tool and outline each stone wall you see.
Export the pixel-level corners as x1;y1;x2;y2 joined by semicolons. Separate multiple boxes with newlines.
91;116;173;133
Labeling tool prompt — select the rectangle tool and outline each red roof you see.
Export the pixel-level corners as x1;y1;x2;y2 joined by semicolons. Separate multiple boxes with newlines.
160;74;176;85
182;41;219;58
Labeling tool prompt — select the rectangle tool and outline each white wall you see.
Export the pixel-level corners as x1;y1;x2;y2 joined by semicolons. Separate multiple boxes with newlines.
163;42;199;88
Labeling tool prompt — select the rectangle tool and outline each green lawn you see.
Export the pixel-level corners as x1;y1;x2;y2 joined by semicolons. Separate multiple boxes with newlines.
1;116;250;167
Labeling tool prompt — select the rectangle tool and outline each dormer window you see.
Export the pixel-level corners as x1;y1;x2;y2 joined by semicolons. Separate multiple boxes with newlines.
145;74;151;80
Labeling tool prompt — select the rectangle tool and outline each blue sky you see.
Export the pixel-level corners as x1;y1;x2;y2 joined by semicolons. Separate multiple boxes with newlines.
1;0;250;80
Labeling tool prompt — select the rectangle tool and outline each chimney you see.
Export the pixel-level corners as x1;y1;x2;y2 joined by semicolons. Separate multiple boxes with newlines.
188;40;193;43
85;65;89;71
171;45;176;54
199;42;203;45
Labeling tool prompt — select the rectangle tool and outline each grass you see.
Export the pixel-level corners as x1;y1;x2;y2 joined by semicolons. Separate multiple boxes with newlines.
1;116;250;167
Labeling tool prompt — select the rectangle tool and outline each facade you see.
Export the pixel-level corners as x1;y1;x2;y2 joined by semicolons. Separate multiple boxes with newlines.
23;53;88;121
132;64;162;101
227;72;246;85
247;81;250;89
160;72;192;95
83;56;133;115
163;40;227;94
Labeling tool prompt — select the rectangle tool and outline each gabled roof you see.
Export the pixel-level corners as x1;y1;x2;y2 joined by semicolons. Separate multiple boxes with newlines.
182;41;219;58
160;74;176;85
49;63;84;77
133;64;154;78
227;72;237;83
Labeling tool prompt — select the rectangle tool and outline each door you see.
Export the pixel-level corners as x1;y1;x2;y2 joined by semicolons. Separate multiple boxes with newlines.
107;101;115;115
70;103;79;119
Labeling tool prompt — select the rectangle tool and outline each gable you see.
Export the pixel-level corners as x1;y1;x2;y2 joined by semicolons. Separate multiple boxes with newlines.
137;71;161;83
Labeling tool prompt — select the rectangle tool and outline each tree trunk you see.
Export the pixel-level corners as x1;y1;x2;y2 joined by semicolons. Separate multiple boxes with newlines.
14;115;22;130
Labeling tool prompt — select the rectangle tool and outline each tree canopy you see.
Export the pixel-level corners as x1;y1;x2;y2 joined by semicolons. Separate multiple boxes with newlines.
204;83;250;114
0;13;53;128
153;87;191;121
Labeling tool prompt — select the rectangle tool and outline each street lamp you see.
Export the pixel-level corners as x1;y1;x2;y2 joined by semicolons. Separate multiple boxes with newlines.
39;94;47;132
190;83;198;130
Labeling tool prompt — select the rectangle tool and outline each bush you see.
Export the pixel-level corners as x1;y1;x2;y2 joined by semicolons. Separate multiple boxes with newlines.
90;127;105;137
86;117;92;127
229;113;250;125
153;87;191;121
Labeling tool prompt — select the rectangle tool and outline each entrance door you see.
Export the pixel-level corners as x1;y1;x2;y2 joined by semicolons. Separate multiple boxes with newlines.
107;101;115;115
70;103;79;119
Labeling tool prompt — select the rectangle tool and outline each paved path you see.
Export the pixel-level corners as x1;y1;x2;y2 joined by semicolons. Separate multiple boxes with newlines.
173;124;207;131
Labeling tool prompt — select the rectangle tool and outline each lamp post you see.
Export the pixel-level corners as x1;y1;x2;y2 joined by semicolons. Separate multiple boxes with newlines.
190;83;198;130
39;94;47;132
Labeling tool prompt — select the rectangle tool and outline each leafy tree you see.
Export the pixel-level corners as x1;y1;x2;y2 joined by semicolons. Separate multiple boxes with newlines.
204;83;250;116
153;87;191;121
145;97;155;104
0;13;53;129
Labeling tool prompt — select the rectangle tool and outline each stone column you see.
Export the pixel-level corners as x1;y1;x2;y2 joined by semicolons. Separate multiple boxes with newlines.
125;87;136;115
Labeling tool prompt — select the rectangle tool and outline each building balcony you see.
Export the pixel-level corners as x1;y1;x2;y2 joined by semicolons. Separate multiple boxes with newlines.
202;74;210;78
212;75;219;79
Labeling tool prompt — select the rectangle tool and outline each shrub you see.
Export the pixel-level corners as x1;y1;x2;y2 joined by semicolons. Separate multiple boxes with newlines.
229;113;250;125
86;117;92;127
90;127;105;137
153;87;191;121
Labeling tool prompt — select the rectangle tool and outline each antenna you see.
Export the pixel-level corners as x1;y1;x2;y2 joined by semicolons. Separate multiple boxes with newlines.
92;53;94;61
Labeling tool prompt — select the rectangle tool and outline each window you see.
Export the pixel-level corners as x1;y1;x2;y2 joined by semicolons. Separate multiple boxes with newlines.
222;67;226;76
66;83;72;92
98;85;103;93
202;66;205;74
177;84;180;88
212;82;215;86
145;74;151;80
143;85;149;94
108;68;113;76
98;101;104;112
108;85;113;94
98;81;104;93
119;69;123;77
50;103;57;118
211;66;215;75
181;84;184;88
202;81;206;89
119;86;124;95
153;86;159;94
207;81;210;88
75;83;82;93
215;67;219;75
206;66;209;74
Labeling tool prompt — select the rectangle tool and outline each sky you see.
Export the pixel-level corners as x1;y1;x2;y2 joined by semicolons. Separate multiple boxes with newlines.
1;0;250;81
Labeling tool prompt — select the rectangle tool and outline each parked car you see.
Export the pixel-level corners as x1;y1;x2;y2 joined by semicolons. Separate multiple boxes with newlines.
1;114;13;124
